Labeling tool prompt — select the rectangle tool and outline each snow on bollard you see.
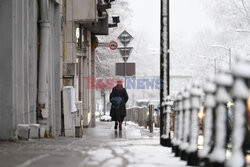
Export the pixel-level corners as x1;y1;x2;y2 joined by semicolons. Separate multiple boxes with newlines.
161;96;174;147
172;93;180;154
198;75;217;166
180;87;192;160
175;92;184;157
208;69;233;167
186;82;203;166
226;55;250;167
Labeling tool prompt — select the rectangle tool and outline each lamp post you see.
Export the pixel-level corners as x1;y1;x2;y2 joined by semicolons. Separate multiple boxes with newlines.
199;56;217;74
210;45;232;71
236;29;250;62
200;55;230;75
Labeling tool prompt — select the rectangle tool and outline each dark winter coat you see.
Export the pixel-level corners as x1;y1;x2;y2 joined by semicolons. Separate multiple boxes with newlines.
110;85;128;121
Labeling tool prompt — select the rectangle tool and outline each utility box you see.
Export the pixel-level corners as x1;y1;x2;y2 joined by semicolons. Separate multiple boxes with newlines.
72;0;97;22
63;86;77;137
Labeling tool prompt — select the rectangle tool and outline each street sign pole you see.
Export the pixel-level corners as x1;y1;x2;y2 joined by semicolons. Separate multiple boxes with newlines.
124;36;126;88
124;38;127;127
124;58;126;87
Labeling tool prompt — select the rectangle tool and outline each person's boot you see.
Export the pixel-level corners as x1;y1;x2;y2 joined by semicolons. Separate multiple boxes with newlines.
114;122;118;130
119;122;122;131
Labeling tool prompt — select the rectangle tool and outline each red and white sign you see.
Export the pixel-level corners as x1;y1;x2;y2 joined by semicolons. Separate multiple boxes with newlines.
109;41;118;50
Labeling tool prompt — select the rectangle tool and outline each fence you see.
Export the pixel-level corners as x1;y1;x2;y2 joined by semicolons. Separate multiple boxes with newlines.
161;55;250;167
126;105;154;133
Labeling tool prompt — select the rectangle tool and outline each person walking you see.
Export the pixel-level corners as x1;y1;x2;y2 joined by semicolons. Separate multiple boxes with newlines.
110;80;129;130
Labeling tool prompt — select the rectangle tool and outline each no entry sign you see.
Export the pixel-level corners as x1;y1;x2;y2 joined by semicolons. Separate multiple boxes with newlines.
109;41;118;50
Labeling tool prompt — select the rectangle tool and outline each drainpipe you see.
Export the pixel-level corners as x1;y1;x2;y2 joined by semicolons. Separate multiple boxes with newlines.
38;0;50;120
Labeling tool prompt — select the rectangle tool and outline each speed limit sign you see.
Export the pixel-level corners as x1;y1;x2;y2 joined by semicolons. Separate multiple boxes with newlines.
109;41;118;50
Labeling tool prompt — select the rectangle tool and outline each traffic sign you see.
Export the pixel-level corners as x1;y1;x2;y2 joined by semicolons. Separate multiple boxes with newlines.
118;30;133;46
122;56;129;62
109;41;118;50
118;47;133;57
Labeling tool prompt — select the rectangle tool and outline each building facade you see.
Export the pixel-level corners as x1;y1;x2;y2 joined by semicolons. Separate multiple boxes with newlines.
0;0;115;140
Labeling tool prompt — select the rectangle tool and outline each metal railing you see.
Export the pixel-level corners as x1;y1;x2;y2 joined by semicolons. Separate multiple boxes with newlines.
161;55;250;167
126;105;154;133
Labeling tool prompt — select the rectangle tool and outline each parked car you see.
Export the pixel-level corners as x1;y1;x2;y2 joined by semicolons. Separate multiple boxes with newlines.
136;99;149;107
148;100;160;110
100;115;111;122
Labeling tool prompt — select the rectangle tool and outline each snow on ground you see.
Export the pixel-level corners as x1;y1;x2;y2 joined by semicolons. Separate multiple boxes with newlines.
0;121;191;167
79;121;191;167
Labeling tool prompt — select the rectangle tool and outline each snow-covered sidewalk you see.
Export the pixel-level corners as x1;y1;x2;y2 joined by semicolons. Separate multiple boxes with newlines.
0;121;192;167
78;121;191;167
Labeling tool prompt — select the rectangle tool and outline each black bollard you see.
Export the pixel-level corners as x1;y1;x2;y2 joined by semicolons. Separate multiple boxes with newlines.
208;69;233;167
198;76;217;167
172;93;180;154
175;93;184;157
186;82;202;166
226;56;250;167
180;87;192;160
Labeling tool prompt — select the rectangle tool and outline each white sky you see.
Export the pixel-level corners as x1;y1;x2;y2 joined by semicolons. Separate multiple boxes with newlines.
170;0;213;37
126;0;161;50
126;0;213;43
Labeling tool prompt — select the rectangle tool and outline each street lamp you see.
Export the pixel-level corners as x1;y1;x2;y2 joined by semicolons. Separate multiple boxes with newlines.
199;56;217;74
210;45;232;71
236;29;250;33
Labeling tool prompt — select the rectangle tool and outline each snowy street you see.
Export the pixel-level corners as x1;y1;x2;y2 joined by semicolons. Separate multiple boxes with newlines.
0;121;191;167
1;0;250;166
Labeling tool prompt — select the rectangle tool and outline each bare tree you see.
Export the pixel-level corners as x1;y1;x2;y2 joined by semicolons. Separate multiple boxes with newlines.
96;0;133;79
